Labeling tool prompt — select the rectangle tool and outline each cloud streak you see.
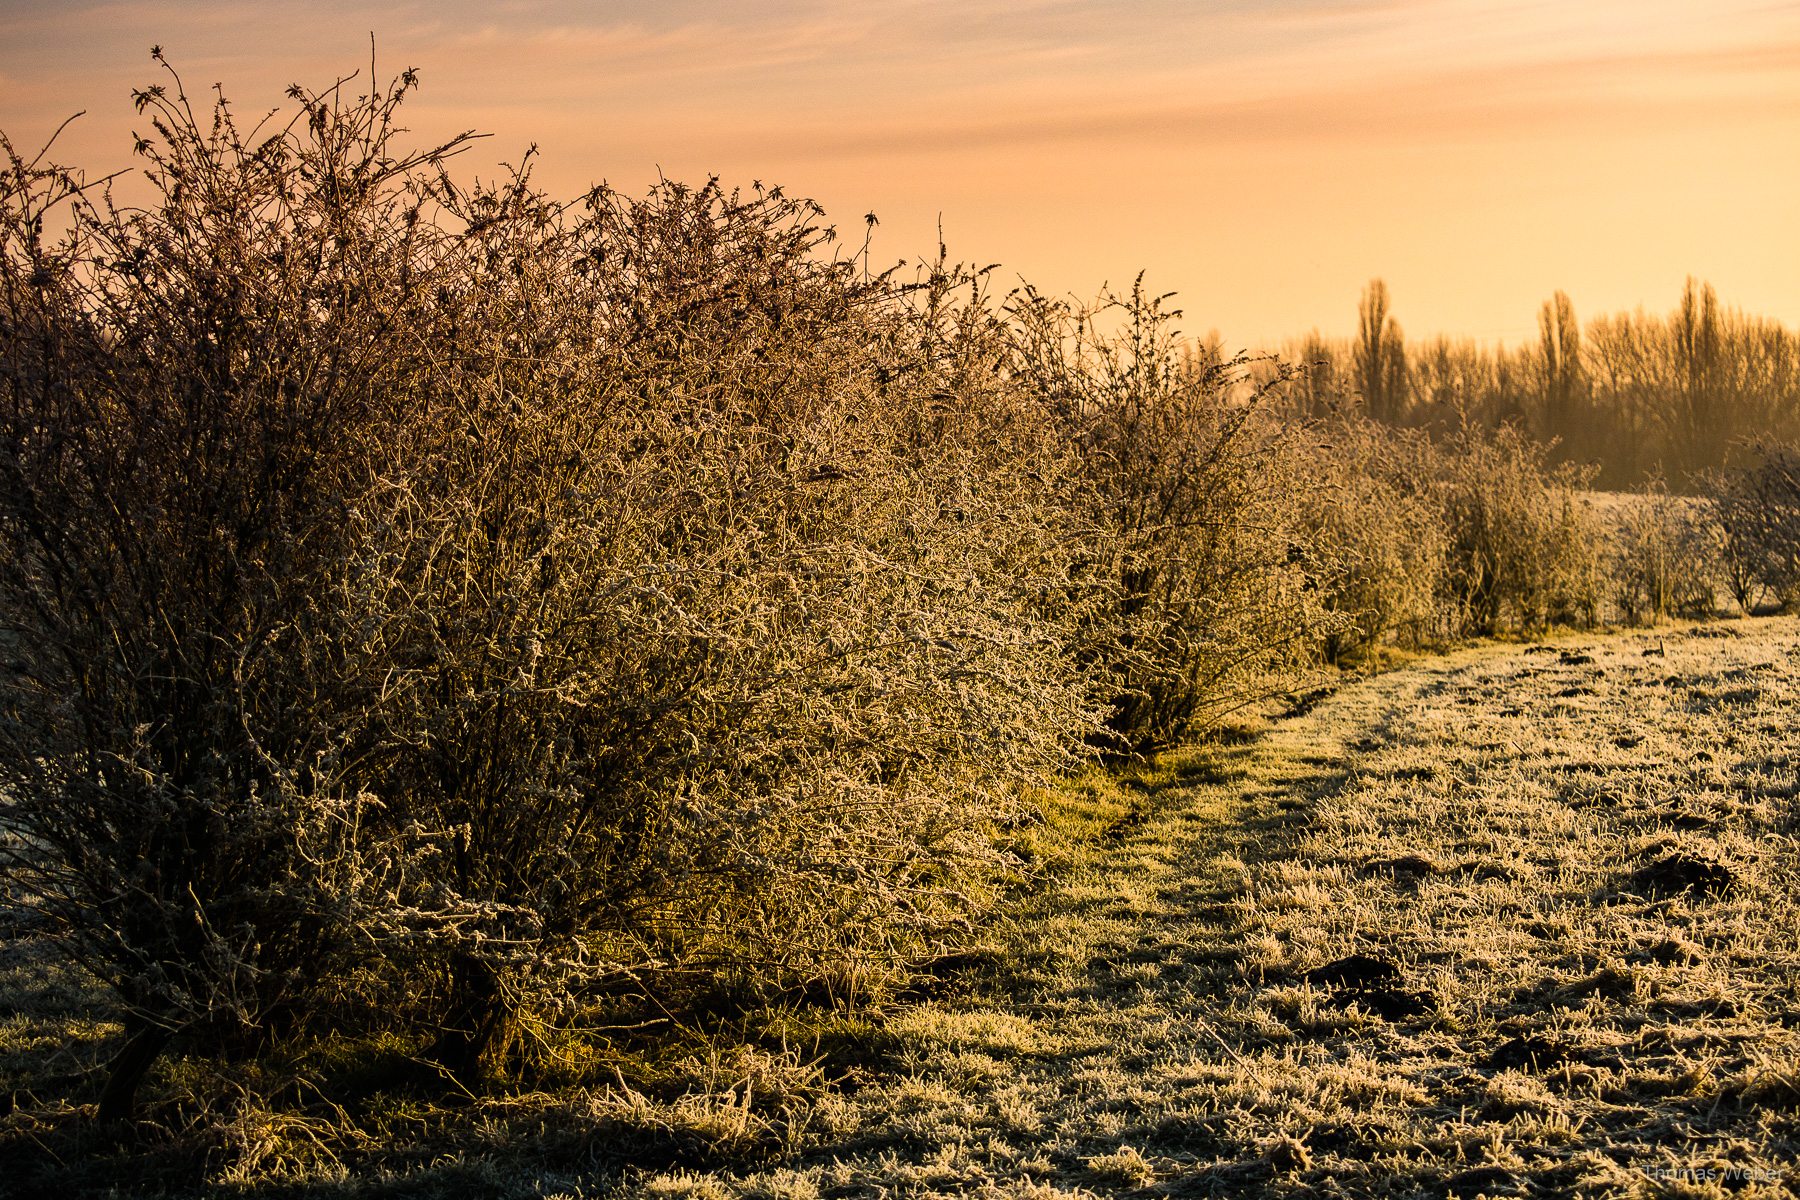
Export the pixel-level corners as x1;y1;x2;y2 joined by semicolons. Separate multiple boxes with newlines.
1;0;1795;343
7;1;1793;143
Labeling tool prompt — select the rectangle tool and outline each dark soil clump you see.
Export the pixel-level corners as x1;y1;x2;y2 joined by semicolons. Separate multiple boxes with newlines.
1305;954;1401;989
1631;853;1738;897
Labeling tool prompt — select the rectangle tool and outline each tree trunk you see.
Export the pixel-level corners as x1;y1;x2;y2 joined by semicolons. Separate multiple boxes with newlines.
422;955;510;1087
96;1021;170;1123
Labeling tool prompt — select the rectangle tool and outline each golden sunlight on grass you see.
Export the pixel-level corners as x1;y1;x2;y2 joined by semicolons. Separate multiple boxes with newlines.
610;619;1800;1199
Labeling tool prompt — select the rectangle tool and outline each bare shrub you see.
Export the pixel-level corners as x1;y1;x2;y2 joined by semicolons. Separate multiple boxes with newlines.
1302;420;1447;660
1006;277;1332;750
0;60;488;1117
1696;444;1800;612
1696;468;1772;614
1433;425;1600;636
1296;416;1601;653
1609;480;1718;624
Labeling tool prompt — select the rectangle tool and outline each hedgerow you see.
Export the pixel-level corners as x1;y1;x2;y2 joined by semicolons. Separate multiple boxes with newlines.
0;57;1325;1108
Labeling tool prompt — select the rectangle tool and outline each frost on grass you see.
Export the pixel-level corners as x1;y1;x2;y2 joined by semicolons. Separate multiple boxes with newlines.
4;622;1796;1197
619;619;1800;1200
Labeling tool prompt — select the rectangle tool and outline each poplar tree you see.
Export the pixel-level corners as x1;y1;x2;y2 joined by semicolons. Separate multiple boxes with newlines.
1355;279;1408;425
1537;290;1582;450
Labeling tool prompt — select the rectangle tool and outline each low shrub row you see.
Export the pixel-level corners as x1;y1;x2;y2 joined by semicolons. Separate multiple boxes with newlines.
1302;419;1603;658
0;63;1328;1113
1298;420;1800;654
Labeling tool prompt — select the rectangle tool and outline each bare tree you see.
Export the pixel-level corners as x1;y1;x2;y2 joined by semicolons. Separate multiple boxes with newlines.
1536;290;1583;448
1355;279;1409;425
1672;276;1725;475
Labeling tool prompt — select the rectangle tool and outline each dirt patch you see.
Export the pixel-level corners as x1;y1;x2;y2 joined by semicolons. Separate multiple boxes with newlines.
1631;852;1739;897
1488;1035;1581;1072
1304;954;1402;989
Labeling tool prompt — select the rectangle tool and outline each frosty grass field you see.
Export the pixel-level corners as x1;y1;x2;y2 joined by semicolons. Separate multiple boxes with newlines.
626;617;1800;1199
4;617;1798;1198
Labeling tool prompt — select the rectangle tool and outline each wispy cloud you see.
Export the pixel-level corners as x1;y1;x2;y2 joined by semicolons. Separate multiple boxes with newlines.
7;1;1792;138
395;0;1800;147
2;0;1795;343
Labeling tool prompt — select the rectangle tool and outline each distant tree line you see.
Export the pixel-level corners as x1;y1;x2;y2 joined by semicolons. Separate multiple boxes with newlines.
1279;278;1800;489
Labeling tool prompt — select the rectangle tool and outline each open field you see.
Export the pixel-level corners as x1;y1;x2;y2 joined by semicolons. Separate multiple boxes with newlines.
4;617;1798;1197
610;618;1800;1200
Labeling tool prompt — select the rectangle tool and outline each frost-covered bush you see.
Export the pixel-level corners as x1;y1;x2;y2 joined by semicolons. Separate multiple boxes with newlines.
0;60;482;1116
1303;421;1447;660
1295;418;1602;650
0;59;1113;1098
348;186;1111;1075
1610;480;1718;623
1698;444;1800;613
1006;278;1330;750
1432;426;1601;635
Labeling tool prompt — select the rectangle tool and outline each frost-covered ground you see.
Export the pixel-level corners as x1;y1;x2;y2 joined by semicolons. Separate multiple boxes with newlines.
5;620;1798;1198
632;618;1800;1200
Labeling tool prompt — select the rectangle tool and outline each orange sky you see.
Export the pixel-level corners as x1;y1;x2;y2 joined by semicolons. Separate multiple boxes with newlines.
3;0;1797;349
